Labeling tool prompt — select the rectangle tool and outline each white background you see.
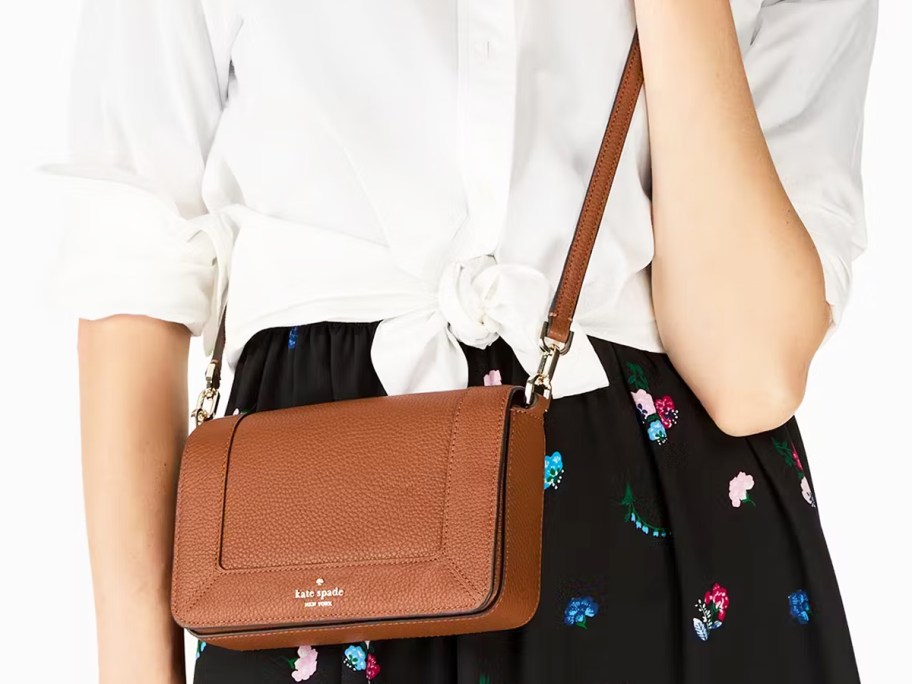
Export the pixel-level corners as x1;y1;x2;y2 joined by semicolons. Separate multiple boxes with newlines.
1;2;908;682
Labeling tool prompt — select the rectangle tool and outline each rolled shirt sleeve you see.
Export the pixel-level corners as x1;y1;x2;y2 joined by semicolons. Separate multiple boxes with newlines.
38;0;234;354
744;0;878;340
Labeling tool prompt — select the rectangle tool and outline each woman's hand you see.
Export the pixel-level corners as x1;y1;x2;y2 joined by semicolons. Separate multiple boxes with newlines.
633;0;831;436
78;315;192;684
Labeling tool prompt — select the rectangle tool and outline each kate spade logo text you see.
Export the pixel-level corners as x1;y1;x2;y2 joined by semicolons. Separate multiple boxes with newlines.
294;579;345;607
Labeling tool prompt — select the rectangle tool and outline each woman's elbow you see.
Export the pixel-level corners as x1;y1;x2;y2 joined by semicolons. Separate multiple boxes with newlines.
698;366;809;438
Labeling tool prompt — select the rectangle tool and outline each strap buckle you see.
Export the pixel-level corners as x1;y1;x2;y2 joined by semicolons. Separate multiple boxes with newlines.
523;321;574;405
191;361;221;426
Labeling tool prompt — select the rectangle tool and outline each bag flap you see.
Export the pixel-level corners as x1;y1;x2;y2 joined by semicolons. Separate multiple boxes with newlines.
172;384;521;630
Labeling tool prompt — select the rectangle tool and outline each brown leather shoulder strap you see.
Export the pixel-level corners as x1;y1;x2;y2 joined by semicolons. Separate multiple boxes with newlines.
544;32;643;346
206;32;644;392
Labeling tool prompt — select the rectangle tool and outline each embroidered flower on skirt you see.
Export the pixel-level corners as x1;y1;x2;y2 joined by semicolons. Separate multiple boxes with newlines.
564;596;599;629
788;590;812;624
344;642;381;680
290;645;318;681
483;368;502;386
693;583;730;641
626;363;679;445
772;437;816;507
544;451;564;490
729;471;757;508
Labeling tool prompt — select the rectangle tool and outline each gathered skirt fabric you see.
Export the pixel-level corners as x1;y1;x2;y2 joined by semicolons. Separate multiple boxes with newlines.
192;320;859;684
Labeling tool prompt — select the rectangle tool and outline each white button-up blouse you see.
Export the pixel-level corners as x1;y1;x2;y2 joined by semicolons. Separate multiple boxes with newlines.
39;0;877;399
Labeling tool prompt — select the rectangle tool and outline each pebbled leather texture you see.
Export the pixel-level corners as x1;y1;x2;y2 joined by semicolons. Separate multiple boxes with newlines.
171;385;549;649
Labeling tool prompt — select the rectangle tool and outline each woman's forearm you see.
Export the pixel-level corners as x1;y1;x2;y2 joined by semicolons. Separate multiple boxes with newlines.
633;0;830;436
78;315;191;684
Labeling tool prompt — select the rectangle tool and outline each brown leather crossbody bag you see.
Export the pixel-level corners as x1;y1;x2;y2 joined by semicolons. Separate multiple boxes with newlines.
171;34;644;651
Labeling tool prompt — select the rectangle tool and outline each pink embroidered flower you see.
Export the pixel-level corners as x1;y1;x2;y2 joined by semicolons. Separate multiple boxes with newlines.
292;645;318;681
630;389;656;421
801;476;816;507
791;444;804;472
704;583;730;621
483;369;502;386
365;653;381;680
655;395;679;428
728;472;755;508
693;583;730;640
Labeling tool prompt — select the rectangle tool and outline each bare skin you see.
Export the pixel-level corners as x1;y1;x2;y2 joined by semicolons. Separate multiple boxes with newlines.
77;3;834;680
635;0;831;436
78;315;190;684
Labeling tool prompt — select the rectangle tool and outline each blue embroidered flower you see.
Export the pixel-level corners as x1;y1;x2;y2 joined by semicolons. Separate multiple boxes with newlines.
344;644;367;671
647;419;667;444
788;590;812;624
564;596;599;628
288;325;299;349
544;451;564;490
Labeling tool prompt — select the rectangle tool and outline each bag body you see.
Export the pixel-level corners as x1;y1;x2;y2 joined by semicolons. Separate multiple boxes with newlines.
172;384;548;649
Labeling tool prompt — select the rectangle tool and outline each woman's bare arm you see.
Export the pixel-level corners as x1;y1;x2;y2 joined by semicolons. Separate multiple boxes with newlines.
633;0;831;436
78;315;191;684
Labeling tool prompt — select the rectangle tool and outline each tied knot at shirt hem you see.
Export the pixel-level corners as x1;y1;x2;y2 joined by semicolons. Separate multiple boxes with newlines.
370;253;611;399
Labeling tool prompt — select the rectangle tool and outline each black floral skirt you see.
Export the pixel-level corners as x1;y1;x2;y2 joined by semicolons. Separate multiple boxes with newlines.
192;321;859;684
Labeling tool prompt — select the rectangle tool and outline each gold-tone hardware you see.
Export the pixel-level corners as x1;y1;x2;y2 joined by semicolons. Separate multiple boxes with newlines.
191;361;220;426
523;322;574;405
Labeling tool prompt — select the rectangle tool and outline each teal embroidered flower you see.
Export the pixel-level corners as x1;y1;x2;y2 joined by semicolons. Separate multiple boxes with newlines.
344;644;367;671
564;596;599;628
647;419;667;444
544;451;564;490
195;640;206;659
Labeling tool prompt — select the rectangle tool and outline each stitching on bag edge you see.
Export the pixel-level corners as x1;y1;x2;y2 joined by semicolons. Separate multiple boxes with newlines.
441;387;514;599
173;414;244;620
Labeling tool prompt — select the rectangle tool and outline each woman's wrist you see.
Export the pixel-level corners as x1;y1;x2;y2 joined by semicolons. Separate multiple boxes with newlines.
97;599;185;684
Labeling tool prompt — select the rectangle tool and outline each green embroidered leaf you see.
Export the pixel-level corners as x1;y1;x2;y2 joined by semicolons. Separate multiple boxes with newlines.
620;483;636;508
772;437;794;465
626;362;650;391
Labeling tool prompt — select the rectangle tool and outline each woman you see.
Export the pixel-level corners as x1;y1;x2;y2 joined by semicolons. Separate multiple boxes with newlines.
42;0;877;682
